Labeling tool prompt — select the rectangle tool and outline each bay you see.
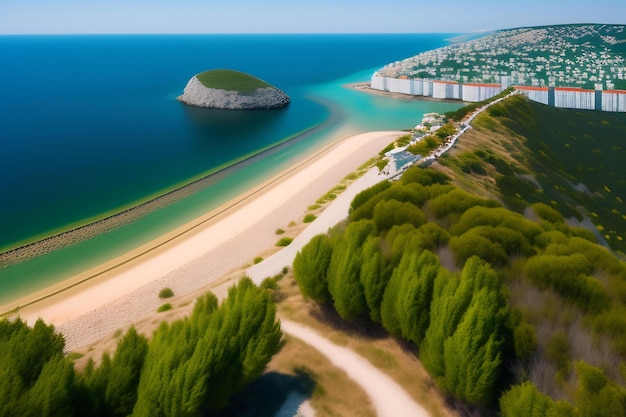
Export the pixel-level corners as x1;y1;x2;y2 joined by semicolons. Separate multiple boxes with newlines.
0;34;463;305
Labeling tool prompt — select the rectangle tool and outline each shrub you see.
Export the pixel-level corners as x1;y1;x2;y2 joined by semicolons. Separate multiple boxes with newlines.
253;257;263;264
376;159;389;171
307;204;321;211
303;214;317;223
532;202;564;223
157;303;172;313
276;237;293;247
158;288;174;299
513;322;537;361
372;199;426;232
275;228;285;235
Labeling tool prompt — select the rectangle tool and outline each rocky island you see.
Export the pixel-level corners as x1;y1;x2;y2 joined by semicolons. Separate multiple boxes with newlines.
177;69;290;110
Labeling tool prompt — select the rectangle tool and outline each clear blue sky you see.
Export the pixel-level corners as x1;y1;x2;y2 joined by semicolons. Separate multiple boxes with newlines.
1;0;624;35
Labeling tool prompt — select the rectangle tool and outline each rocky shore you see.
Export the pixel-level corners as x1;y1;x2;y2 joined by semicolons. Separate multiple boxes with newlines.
177;76;290;110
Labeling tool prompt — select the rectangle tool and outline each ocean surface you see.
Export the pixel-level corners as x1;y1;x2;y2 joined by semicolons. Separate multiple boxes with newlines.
0;34;462;306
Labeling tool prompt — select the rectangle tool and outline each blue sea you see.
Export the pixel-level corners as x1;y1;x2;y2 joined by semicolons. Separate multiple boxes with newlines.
0;34;462;306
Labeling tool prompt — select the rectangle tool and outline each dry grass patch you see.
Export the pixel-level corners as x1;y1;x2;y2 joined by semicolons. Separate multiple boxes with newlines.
267;335;375;417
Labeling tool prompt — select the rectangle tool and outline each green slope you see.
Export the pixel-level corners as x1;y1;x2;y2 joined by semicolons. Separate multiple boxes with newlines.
439;94;626;254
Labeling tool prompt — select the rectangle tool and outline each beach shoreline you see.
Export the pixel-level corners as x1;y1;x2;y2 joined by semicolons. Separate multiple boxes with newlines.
10;129;404;350
344;81;468;104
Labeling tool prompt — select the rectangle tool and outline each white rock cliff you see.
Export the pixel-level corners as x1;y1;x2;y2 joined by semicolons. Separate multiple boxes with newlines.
177;76;290;110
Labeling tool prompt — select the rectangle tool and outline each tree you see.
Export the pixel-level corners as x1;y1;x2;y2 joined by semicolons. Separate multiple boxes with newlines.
441;287;507;405
380;250;439;345
575;362;626;417
104;328;149;417
22;357;76;417
499;382;565;417
372;199;426;233
326;221;372;321
132;279;282;416
293;234;333;303
359;235;393;322
420;257;509;405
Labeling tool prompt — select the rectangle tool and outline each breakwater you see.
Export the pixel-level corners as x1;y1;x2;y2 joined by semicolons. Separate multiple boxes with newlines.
0;120;333;269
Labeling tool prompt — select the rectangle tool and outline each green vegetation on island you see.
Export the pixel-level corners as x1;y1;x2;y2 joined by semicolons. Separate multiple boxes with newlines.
195;69;273;92
0;278;282;417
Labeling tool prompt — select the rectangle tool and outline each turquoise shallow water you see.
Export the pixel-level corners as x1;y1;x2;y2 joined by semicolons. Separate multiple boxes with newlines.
0;35;462;305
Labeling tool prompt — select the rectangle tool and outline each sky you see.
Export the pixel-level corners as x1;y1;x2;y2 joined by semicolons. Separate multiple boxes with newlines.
1;0;625;35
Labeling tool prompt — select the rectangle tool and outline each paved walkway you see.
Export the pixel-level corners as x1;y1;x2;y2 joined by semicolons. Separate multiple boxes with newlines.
281;319;431;417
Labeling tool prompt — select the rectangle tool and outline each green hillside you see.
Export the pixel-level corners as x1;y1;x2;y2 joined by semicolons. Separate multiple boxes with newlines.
293;94;626;415
439;94;626;255
195;69;272;92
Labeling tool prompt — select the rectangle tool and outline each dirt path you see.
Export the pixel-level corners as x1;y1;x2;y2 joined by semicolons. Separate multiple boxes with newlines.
280;319;431;417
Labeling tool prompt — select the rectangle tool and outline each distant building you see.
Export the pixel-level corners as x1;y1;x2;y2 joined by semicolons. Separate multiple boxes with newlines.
602;90;626;112
370;73;626;112
554;87;596;110
514;86;549;105
433;80;460;99
461;83;503;102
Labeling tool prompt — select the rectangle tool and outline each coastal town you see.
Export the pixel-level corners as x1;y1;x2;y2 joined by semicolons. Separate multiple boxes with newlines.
371;24;626;112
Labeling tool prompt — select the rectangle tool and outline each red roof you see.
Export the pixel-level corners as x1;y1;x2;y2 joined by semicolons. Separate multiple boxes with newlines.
555;87;594;93
513;86;548;91
604;90;626;94
434;80;459;85
464;83;501;88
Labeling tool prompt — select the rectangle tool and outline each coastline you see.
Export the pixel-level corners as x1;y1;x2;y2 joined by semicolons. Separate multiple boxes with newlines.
344;81;468;104
11;129;405;350
0;119;333;267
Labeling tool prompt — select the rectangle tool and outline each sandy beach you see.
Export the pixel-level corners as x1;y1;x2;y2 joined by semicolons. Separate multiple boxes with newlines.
13;129;404;350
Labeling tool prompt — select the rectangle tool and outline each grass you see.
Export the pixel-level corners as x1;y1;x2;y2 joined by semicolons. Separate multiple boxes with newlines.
158;288;174;299
276;237;293;247
195;69;272;92
66;352;85;361
157;303;172;313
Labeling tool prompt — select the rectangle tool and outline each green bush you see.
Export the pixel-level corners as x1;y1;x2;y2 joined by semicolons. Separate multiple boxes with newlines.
303;214;317;223
275;228;285;235
253;256;263;264
532;202;564;223
307;204;321;211
293;234;333;303
157;303;172;313
276;237;293;247
513;322;537;361
372;199;426;232
158;288;174;299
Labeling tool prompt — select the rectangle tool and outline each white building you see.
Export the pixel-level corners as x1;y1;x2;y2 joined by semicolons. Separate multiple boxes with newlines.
433;80;460;99
461;83;503;102
515;86;550;105
602;90;626;112
554;87;595;110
